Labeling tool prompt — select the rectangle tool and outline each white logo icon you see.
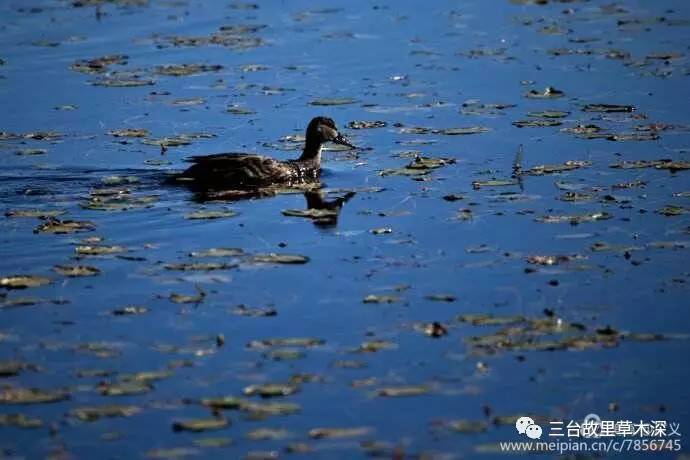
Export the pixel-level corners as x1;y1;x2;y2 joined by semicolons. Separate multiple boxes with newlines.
525;424;542;439
516;416;542;439
515;416;535;434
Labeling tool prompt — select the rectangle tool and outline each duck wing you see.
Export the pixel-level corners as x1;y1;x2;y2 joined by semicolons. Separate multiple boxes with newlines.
178;153;291;187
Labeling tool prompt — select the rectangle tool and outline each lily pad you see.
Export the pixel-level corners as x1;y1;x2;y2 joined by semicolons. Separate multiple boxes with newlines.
173;417;229;432
5;209;65;218
376;385;430;397
109;128;149;138
536;212;612;224
583;104;635;113
34;219;95;234
190;248;244;258
71;405;140;422
244;383;299;398
348;120;387;129
438;126;490;135
525;86;564;99
309;427;372;439
250;253;309;264
186;209;237;220
53;265;100;277
363;294;399;304
1;275;51;289
154;64;223;77
0;387;69;405
0;413;43;428
309;98;357;106
75;245;126;256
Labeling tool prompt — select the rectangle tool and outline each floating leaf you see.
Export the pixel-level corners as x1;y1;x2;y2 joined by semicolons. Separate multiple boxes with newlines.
512;119;562;128
35;219;95;234
186;209;237;220
376;385;430;397
98;381;151;396
363;294;399;304
164;262;236;271
246;428;290;441
309;98;357;106
536;212;612;224
15;148;48;156
109;128;149;138
173;417;229;432
527;111;569;118
154;64;223;77
0;413;43;428
438;126;490;135
232;305;277;317
111;306;148;316
75;245;126;256
525;86;564;99
190;248;244;258
309;427;372;439
250;253;309;264
5;209;65;218
244;383;299;398
53;265;100;277
348;120;387;129
0;387;69;405
583;104;635;113
247;337;324;349
0;275;51;289
71;405;140;422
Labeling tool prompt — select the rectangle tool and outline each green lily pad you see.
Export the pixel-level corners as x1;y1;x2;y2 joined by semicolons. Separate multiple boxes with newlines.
347;120;387;129
98;381;152;396
53;265;101;277
111;305;148;316
0;413;44;428
173;417;229;432
247;337;324;349
75;245;127;256
34;219;96;234
309;427;372;439
375;385;430;397
246;428;290;440
512;119;562;128
438;126;490;135
525;86;564;99
164;262;236;271
527;110;569;118
243;383;299;398
109;128;149;138
363;294;399;304
190;248;244;258
250;253;309;264
0;387;69;405
1;275;51;289
155;64;223;77
4;209;66;218
186;209;238;220
71;405;141;422
583;104;634;113
309;98;357;106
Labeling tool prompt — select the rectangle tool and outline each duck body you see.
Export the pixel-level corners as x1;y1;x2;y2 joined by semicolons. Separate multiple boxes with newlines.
173;117;353;190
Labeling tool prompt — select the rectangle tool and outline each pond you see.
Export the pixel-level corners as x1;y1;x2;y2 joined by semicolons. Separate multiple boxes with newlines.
1;0;689;458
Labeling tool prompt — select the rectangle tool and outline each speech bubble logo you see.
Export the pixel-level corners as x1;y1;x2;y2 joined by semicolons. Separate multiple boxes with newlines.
515;416;535;434
526;424;542;440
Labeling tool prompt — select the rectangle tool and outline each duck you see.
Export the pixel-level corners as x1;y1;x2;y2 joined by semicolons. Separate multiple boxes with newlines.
172;116;354;190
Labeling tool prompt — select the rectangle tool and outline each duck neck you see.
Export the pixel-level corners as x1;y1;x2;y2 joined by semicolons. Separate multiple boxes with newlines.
299;138;322;164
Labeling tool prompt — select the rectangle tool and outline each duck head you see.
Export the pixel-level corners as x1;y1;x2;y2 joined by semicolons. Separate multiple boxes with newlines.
300;116;354;161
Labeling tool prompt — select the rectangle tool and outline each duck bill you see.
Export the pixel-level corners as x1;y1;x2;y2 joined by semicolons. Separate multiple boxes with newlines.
333;133;355;149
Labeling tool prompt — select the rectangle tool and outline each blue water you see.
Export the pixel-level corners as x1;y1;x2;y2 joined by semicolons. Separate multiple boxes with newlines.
1;0;689;458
